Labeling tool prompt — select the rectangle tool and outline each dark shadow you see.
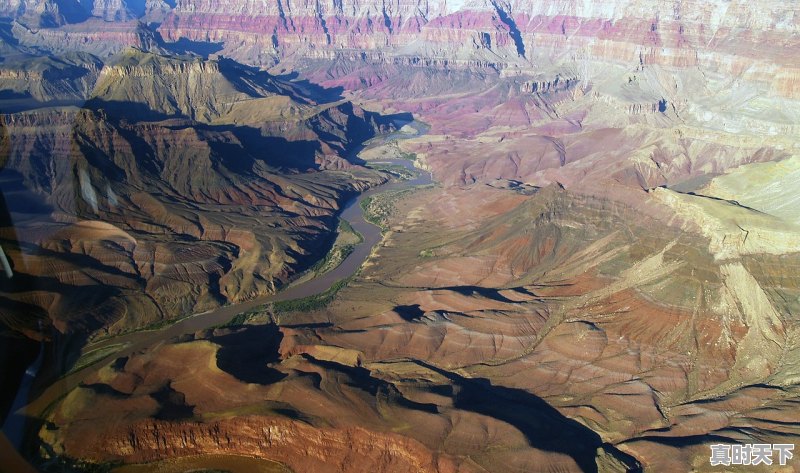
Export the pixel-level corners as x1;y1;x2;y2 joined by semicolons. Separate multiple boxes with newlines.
0;98;85;114
340;110;415;162
0;332;40;428
109;356;128;371
57;0;91;24
0;21;19;46
280;322;334;329
2;279;122;398
272;407;306;421
41;61;95;82
273;71;345;103
217;58;312;104
630;433;740;448
416;361;642;472
432;285;516;303
77;103;333;173
146;25;221;57
682;191;766;214
11;241;141;285
150;382;195;421
125;0;147;17
241;400;316;424
159;37;225;57
209;124;324;171
82;98;178;122
303;355;439;414
0;170;53;214
491;1;526;57
0;91;31;100
385;112;416;127
212;324;286;385
82;382;128;399
393;304;425;322
0;54;424;464
686;383;786;404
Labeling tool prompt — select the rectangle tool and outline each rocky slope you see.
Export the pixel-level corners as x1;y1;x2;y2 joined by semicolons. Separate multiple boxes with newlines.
0;50;102;105
0;50;394;343
270;183;799;471
43;322;638;472
2;1;800;472
154;0;800;92
46;181;800;472
0;0;69;27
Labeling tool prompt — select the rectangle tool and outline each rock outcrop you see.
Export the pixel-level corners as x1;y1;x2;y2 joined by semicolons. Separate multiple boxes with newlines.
3;1;800;472
0;50;392;339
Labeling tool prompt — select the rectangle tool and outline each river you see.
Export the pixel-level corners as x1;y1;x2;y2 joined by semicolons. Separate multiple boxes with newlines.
22;120;431;416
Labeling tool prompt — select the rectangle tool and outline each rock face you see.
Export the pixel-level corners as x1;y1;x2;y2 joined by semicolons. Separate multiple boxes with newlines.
9;19;159;57
0;0;135;25
1;0;67;27
2;1;800;473
153;0;800;89
0;52;102;103
0;50;392;340
90;0;133;21
43;327;637;472
71;417;468;473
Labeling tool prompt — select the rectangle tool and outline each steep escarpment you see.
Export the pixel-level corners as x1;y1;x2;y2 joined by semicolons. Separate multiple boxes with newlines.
86;51;294;122
3;0;799;102
159;0;432;58
0;51;102;104
43;325;638;472
9;19;160;57
1;0;154;27
0;0;70;27
0;51;393;340
4;1;800;472
153;0;800;91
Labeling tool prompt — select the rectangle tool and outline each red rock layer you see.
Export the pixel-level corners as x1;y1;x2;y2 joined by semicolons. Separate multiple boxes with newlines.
154;0;800;97
75;418;469;473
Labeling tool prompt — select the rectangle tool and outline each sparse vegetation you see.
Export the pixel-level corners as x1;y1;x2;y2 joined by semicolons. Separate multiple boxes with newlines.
365;161;416;180
37;456;120;473
398;151;417;161
361;196;377;225
338;218;362;243
361;188;415;231
272;277;351;314
219;311;252;328
136;313;192;332
307;243;353;273
306;218;362;275
66;343;127;375
220;275;351;327
216;217;364;327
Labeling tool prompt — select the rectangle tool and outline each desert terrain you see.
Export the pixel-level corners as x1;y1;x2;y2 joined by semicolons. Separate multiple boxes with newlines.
1;1;800;472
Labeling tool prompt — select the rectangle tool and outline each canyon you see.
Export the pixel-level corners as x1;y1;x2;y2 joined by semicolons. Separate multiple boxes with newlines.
1;0;800;472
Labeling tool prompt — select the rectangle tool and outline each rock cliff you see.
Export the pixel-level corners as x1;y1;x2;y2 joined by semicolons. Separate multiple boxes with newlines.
3;1;800;472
